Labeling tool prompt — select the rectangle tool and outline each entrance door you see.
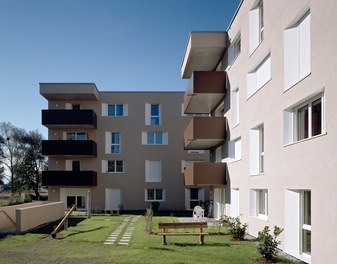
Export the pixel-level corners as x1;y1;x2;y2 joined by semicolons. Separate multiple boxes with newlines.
105;189;122;211
213;188;226;219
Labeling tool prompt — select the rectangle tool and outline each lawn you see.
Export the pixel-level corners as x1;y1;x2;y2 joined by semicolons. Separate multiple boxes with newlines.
0;214;294;264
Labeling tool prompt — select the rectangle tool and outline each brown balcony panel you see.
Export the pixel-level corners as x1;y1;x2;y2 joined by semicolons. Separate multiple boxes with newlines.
42;109;97;128
184;117;226;150
184;163;226;186
42;140;97;157
181;32;227;79
184;71;226;114
42;171;97;186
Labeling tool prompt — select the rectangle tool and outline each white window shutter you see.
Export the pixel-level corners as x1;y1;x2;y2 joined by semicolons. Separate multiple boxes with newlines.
250;190;257;216
249;7;260;55
163;132;168;145
65;103;72;110
299;13;311;79
123;104;128;116
102;103;108;116
145;160;161;182
145;103;151;125
141;132;147;145
256;56;271;89
284;27;300;89
250;129;260;175
235;138;242;160
247;72;256;98
65;160;72;171
105;132;111;154
283;110;293;145
101;160;108;173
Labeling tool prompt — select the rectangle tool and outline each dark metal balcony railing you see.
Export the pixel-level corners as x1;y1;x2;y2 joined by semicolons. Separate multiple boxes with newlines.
42;170;97;186
42;109;97;128
42;140;97;157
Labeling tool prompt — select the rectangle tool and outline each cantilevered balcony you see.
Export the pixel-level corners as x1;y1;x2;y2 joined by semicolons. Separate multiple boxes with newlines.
40;83;99;101
42;171;97;186
181;32;227;79
184;71;226;114
184;116;226;150
184;162;226;186
42;140;97;157
42;109;97;129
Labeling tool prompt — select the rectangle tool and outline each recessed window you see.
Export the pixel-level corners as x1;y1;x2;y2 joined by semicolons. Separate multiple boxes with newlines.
145;189;164;201
229;137;241;162
145;104;161;125
284;93;324;144
102;103;128;116
142;131;168;145
250;189;268;220
284;10;310;90
228;33;241;65
232;88;239;126
247;54;271;98
250;124;264;175
249;0;264;54
302;191;311;256
108;160;124;173
67;132;87;140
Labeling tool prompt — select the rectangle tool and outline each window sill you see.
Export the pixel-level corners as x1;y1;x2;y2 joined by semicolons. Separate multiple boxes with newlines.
283;132;327;148
249;40;263;58
250;215;269;221
250;173;265;177
283;72;311;93
246;78;271;101
228;158;242;164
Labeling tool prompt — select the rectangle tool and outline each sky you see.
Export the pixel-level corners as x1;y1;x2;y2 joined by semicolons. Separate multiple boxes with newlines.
0;0;241;138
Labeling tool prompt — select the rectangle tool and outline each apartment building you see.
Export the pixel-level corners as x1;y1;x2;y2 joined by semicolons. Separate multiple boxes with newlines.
40;83;210;213
181;0;337;263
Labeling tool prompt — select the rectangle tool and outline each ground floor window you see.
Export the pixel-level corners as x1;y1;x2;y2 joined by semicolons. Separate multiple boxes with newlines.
301;191;311;255
145;189;165;201
67;196;85;209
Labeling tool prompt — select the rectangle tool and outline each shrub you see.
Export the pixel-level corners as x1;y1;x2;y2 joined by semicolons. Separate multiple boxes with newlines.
223;216;247;240
144;208;153;234
257;225;284;260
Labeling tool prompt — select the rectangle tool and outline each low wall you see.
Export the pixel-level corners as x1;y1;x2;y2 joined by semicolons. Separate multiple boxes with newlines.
0;202;45;233
16;202;64;233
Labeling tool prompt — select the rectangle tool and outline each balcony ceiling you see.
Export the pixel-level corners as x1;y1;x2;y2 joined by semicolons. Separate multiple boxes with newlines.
181;32;227;79
40;83;99;101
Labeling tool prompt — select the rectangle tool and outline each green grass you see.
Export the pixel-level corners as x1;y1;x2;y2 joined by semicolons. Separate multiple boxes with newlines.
0;215;295;264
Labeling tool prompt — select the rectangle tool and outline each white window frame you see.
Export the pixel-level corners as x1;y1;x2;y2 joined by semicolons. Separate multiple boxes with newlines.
247;54;271;98
111;132;121;154
102;103;128;116
283;92;324;145
145;103;161;125
249;0;264;55
300;191;311;258
250;124;264;175
145;189;165;202
284;10;310;90
142;131;168;145
250;189;268;221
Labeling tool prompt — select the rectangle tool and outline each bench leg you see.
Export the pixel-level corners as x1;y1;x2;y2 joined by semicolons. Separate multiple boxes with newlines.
199;235;204;245
162;235;167;245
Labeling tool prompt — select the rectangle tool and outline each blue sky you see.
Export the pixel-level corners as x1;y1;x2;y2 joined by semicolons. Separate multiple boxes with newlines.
0;0;240;137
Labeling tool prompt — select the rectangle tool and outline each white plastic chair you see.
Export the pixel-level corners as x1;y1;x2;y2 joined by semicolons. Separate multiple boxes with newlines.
193;205;204;220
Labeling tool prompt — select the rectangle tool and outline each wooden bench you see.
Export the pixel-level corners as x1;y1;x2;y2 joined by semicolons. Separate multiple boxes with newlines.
158;222;208;245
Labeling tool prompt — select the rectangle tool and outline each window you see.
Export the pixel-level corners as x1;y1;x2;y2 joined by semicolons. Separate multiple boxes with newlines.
284;93;324;144
229;137;241;161
301;191;311;256
284;10;310;89
250;189;268;220
247;54;271;98
145;103;161;125
145;160;162;182
111;132;121;154
228;33;241;65
145;189;164;201
249;0;264;54
108;104;123;116
67;132;87;140
108;160;124;173
232;88;240;126
72;161;80;171
187;150;205;154
142;131;168;145
250;125;264;175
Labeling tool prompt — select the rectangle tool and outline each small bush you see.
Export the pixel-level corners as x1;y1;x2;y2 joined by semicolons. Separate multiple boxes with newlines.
223;216;247;240
144;208;153;234
257;225;284;260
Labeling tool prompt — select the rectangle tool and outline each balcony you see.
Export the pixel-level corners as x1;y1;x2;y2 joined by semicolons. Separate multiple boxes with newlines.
184;116;226;150
184;71;226;114
42;140;97;157
42;109;97;128
184;162;226;186
42;171;97;186
40;83;99;101
181;32;227;79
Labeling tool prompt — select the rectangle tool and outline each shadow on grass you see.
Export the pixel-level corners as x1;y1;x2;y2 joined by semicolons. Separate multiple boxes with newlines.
65;226;105;237
148;247;176;252
173;242;231;247
31;217;87;235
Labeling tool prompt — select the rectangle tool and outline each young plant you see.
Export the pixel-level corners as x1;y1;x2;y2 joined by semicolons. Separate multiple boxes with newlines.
144;208;153;234
257;225;284;260
224;216;247;240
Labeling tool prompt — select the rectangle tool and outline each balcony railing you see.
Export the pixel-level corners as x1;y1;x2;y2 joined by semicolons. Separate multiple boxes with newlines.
42;109;97;128
42;170;97;186
42;140;97;157
184;71;226;114
184;116;226;150
184;162;226;186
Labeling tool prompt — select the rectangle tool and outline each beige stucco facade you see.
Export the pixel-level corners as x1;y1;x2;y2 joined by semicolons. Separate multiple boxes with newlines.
41;86;210;213
180;0;336;263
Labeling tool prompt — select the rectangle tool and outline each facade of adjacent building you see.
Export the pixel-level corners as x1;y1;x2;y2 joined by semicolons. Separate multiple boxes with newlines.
181;0;337;263
40;84;210;213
